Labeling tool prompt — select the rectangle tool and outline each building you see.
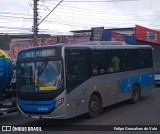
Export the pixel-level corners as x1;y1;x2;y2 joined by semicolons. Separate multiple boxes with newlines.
71;25;160;69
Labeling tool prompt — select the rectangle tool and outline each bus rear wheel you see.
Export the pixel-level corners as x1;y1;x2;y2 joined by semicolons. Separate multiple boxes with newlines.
131;85;141;104
88;95;101;118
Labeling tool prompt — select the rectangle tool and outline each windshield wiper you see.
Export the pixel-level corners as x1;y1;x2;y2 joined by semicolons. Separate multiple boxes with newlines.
37;58;49;76
36;58;49;84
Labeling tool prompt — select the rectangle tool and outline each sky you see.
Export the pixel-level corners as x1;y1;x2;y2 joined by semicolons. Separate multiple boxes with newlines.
0;0;160;35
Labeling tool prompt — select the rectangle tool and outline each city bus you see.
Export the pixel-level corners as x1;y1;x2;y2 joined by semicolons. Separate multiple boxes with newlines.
16;41;154;119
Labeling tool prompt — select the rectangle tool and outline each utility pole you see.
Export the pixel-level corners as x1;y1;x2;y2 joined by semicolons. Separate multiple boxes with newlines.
33;0;63;46
33;0;39;46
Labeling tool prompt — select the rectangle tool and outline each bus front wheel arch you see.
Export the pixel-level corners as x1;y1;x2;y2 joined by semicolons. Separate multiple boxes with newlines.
88;94;101;118
130;84;141;104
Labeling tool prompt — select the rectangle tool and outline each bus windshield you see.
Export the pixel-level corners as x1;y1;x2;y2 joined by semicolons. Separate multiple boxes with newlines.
17;60;63;92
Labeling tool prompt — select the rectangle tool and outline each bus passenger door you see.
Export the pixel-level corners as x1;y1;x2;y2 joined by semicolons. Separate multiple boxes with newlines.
65;49;89;116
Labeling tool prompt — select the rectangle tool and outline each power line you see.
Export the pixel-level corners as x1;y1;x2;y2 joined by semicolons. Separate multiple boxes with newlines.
45;0;140;2
38;4;158;23
0;26;31;30
150;17;160;27
66;6;154;17
0;12;32;16
1;0;159;35
38;9;157;22
44;0;158;18
39;17;136;29
0;15;32;20
38;0;63;26
38;0;160;30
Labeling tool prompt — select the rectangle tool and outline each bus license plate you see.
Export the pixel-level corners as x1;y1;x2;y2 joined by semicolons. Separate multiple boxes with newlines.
31;116;40;119
3;102;13;106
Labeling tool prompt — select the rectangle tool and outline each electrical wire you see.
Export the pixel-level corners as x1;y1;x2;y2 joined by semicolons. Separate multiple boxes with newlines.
41;0;160;30
1;0;160;34
43;3;158;18
44;0;140;2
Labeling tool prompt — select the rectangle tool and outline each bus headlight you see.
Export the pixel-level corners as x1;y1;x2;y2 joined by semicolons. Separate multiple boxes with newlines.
55;98;64;108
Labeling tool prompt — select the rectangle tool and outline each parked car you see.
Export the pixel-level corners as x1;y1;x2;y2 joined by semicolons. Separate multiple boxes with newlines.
155;69;160;87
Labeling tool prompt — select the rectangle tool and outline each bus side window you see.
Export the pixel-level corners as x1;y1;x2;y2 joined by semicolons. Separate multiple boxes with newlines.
67;59;87;81
125;60;134;71
107;62;114;73
67;61;77;80
111;55;120;72
66;58;87;93
92;64;98;75
77;59;87;79
71;64;78;80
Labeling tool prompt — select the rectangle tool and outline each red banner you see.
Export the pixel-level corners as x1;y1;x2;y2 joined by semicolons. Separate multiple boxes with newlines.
10;40;33;61
66;37;90;44
41;37;58;46
10;37;58;61
111;32;125;41
135;25;160;44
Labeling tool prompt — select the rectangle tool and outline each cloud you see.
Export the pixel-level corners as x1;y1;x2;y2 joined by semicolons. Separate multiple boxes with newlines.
0;0;6;8
1;0;160;34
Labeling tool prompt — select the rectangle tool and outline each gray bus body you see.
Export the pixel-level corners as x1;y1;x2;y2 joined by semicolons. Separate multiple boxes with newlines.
16;41;155;119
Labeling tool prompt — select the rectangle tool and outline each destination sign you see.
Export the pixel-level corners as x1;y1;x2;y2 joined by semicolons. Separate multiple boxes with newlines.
19;49;59;59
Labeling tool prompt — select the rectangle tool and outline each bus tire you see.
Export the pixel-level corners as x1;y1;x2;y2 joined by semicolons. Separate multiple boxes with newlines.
88;95;101;118
131;84;141;104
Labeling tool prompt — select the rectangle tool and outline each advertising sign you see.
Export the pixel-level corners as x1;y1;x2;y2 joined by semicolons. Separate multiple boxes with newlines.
111;32;125;41
10;39;33;61
10;37;59;61
41;37;58;46
135;25;160;44
66;37;90;44
91;27;104;41
104;30;137;45
73;32;92;37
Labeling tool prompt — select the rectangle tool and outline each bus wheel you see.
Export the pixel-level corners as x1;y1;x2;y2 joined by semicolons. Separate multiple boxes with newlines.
88;95;101;118
131;85;141;104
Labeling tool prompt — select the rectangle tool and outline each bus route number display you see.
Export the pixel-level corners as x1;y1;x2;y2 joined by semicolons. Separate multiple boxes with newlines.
19;49;57;59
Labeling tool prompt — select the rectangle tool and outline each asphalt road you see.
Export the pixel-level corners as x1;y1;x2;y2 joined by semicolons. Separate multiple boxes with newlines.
1;87;160;134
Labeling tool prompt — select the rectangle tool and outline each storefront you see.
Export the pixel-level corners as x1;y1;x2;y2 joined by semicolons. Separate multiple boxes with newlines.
72;26;160;68
135;25;160;68
103;30;137;45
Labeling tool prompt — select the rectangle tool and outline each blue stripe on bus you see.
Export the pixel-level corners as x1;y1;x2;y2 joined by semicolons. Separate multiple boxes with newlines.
18;99;55;105
120;74;154;94
18;99;55;113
